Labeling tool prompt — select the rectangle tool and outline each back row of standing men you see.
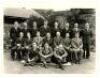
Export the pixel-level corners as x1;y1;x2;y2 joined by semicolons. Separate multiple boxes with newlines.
10;20;91;69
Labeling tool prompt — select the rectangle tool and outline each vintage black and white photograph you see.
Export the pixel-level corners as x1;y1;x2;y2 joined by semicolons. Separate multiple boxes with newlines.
4;8;95;74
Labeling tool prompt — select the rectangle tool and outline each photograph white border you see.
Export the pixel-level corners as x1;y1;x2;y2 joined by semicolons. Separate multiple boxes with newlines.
0;0;99;78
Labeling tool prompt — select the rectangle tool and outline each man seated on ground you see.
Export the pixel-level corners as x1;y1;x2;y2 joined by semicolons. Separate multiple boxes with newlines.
16;32;25;61
62;32;71;63
24;42;40;66
39;43;53;68
71;32;83;64
53;44;68;70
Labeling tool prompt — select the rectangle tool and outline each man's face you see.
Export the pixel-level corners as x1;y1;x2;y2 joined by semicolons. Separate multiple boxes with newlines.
33;21;37;28
23;22;27;29
32;43;37;49
27;32;31;38
46;33;51;38
85;23;89;30
45;43;49;48
20;32;24;38
36;32;40;36
44;21;48;26
14;21;19;28
74;23;78;28
56;32;60;37
65;33;69;38
65;23;69;30
54;22;58;28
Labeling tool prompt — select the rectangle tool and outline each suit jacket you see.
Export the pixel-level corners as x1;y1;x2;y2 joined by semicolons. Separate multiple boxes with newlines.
39;26;51;37
23;28;31;38
10;27;20;40
51;28;61;38
29;28;38;38
61;29;71;38
82;29;91;45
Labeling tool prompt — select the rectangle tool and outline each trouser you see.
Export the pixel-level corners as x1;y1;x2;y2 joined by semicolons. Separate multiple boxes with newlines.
83;44;90;59
40;57;52;68
65;48;71;62
16;47;25;61
10;39;17;60
71;49;83;63
11;47;16;60
52;56;65;69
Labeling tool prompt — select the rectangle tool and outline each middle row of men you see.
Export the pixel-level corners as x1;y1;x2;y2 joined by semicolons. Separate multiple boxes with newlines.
11;29;83;69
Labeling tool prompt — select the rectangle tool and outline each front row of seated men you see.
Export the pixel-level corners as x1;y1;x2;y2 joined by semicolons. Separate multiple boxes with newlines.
11;30;83;70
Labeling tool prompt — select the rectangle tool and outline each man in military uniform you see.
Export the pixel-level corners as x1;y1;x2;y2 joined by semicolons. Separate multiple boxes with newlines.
71;32;83;64
24;32;32;60
16;32;25;61
53;44;68;70
33;31;43;47
63;33;71;62
24;42;40;66
54;32;63;48
43;32;53;48
39;43;53;68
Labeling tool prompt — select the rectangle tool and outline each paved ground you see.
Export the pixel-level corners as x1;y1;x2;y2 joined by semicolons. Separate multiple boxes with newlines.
4;50;95;74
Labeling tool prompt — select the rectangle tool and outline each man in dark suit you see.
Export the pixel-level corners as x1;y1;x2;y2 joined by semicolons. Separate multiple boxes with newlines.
10;21;20;60
82;23;92;59
51;21;60;38
10;21;20;46
70;23;80;38
61;22;71;38
30;21;38;38
39;20;51;37
22;22;31;39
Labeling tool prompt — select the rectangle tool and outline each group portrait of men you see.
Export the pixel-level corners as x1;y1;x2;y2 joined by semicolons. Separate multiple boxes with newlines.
9;19;92;70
